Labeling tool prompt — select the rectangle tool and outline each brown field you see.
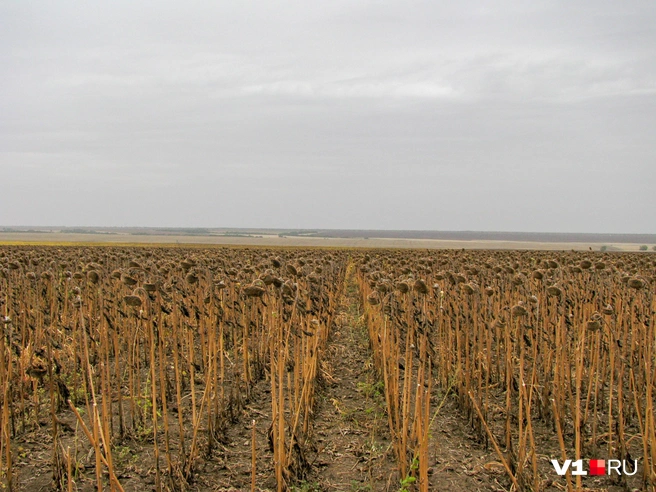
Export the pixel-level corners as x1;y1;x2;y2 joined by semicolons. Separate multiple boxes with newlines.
0;232;647;251
0;245;654;491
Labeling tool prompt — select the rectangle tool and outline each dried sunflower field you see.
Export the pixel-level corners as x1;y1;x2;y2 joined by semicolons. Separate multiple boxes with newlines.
0;245;654;491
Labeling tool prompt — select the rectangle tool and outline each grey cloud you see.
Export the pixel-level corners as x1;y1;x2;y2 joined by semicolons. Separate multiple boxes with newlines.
1;1;655;232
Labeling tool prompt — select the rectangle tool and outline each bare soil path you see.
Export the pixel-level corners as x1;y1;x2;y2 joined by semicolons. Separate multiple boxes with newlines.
301;262;506;492
302;263;397;491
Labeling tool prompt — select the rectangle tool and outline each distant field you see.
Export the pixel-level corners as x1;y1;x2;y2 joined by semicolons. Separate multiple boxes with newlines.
0;231;649;251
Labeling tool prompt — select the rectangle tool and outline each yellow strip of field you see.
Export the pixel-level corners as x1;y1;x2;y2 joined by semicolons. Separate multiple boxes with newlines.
0;232;645;251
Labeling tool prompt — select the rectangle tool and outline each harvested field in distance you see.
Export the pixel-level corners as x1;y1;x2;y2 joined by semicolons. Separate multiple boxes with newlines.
0;231;652;251
0;245;654;491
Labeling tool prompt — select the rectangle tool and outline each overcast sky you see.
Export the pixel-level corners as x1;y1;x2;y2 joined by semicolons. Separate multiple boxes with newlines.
1;1;655;232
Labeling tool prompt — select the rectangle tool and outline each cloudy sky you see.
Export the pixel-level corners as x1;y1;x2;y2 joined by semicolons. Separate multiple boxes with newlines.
1;1;655;232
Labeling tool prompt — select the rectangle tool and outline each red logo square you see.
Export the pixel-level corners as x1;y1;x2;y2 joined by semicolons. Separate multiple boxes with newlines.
590;459;605;475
